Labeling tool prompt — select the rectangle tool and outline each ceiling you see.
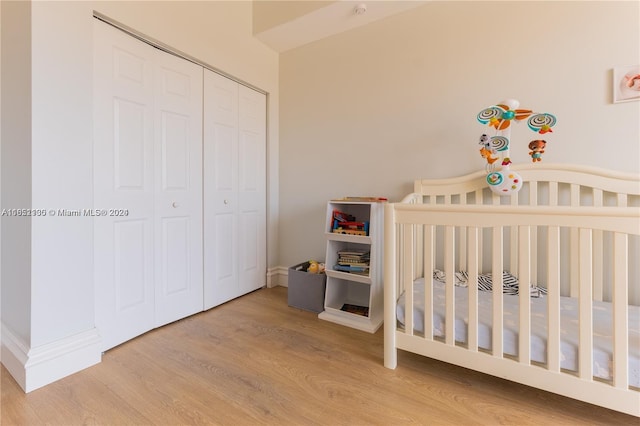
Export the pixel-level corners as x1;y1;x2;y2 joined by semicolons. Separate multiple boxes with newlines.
253;1;430;52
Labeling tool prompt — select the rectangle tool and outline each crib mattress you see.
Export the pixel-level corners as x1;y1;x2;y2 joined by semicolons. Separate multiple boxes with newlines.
396;278;640;388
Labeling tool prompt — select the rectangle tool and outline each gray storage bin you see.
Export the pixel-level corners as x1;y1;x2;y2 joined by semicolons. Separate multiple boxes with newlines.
288;262;326;313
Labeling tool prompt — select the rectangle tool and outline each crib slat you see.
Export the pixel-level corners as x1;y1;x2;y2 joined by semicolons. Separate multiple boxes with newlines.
492;226;504;358
579;228;593;381
531;227;538;289
510;227;518;275
423;225;434;341
571;183;580;206
459;226;468;272
570;228;579;297
547;226;561;373
403;225;414;337
383;204;397;369
467;227;479;352
593;189;604;301
593;230;604;302
445;226;455;346
475;189;484;269
613;232;629;389
571;185;580;298
593;188;603;206
528;184;539;287
510;189;519;276
518;226;531;365
458;192;473;272
617;193;628;207
413;222;422;280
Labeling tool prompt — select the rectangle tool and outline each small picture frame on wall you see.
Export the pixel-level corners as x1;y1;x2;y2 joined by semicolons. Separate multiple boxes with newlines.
613;64;640;103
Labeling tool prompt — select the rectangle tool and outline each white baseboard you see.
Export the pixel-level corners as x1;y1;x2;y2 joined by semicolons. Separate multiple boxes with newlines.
1;325;29;390
267;266;289;287
1;324;102;392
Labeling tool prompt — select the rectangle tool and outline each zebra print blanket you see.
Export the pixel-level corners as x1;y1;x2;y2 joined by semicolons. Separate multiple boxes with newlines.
432;269;547;297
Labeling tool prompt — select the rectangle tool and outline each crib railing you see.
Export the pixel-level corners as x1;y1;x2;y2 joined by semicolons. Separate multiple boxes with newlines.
411;164;640;303
384;202;640;415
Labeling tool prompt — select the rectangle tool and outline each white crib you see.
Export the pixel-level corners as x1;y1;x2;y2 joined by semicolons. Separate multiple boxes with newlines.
383;164;640;416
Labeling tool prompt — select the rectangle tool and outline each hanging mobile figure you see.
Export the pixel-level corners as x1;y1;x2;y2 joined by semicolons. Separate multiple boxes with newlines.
528;140;546;162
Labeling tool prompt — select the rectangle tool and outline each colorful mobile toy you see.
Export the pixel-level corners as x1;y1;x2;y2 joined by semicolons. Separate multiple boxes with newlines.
477;99;556;195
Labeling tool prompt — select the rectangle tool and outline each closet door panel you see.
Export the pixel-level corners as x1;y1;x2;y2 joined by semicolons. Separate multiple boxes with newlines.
203;70;240;309
153;50;203;327
160;112;189;189
94;20;155;351
161;217;189;293
238;86;267;294
113;100;146;189
215;214;236;279
114;220;151;309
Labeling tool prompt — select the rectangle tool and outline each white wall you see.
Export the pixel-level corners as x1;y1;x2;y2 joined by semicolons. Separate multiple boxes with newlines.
278;1;640;268
1;0;33;345
0;0;2;360
30;1;95;347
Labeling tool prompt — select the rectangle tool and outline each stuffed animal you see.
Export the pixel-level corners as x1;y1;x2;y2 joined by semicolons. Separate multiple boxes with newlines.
307;261;326;274
480;146;499;164
528;140;546;162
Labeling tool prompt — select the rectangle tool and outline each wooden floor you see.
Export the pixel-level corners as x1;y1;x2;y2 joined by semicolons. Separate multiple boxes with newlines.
1;286;637;425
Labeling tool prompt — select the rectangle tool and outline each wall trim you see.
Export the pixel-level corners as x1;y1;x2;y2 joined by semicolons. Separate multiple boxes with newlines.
267;266;289;288
1;324;29;389
1;324;102;392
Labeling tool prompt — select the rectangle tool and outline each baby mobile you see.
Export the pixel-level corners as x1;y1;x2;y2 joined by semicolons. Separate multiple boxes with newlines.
477;99;556;195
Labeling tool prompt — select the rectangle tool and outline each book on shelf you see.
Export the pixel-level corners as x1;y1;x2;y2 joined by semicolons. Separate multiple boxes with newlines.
331;209;369;236
331;197;387;202
332;228;367;236
337;261;369;267
337;221;366;228
332;209;355;223
333;264;369;273
338;251;369;258
337;249;369;256
340;304;369;316
337;250;369;261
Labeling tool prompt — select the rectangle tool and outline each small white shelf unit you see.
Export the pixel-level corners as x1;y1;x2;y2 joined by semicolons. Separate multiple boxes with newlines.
318;200;384;333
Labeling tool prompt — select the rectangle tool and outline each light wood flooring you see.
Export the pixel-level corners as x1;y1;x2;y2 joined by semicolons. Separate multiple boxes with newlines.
1;286;637;425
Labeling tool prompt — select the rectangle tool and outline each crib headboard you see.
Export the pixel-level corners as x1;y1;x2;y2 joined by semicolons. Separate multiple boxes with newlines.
398;163;640;303
412;163;640;208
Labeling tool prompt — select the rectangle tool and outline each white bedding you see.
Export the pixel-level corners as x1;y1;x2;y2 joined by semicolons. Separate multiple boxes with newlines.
396;278;640;387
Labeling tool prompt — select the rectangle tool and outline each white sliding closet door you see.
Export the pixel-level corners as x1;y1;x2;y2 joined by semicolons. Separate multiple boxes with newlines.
237;83;267;296
94;20;155;350
204;70;266;309
153;48;203;327
94;20;203;350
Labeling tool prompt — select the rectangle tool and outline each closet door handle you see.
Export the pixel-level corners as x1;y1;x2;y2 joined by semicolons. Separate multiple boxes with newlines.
224;199;229;205
172;202;179;208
